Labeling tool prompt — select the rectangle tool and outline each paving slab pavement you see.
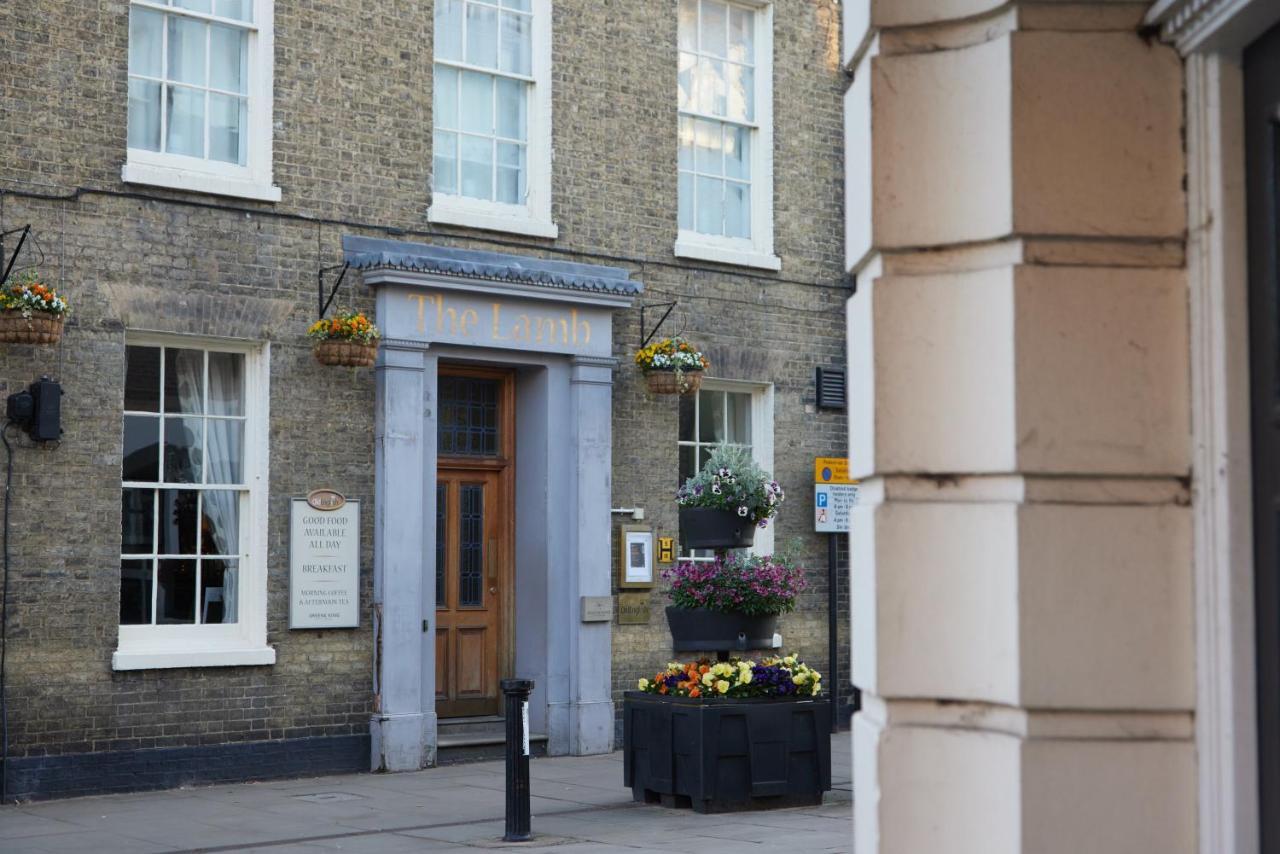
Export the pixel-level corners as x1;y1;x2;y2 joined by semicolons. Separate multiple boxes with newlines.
0;732;852;853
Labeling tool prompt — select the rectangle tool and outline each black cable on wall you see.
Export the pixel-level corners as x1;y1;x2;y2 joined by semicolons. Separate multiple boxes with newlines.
1;421;15;804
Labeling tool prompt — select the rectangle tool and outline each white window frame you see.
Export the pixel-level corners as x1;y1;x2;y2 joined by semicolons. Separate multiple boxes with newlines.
427;0;557;239
678;379;776;559
674;0;778;271
122;0;281;203
113;333;275;670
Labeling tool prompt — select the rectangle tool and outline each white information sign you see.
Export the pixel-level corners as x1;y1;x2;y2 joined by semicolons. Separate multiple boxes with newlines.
814;483;857;533
290;493;360;629
521;701;530;757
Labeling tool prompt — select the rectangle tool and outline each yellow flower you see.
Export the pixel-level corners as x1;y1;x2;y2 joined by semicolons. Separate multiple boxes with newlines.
638;678;649;690
701;672;715;687
715;680;730;694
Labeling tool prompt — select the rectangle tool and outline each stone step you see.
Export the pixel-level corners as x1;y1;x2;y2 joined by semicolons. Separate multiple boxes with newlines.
438;715;506;739
437;734;549;765
436;715;549;765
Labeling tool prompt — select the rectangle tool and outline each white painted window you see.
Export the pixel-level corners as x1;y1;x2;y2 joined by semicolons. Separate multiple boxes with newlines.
678;380;776;559
115;336;274;670
123;0;280;202
676;0;778;271
429;0;557;238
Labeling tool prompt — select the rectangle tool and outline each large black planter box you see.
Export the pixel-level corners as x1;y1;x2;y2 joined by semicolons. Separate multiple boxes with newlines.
623;691;831;813
678;507;756;549
666;606;778;652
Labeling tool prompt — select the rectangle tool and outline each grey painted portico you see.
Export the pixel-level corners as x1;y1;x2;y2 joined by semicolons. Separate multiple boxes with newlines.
345;236;639;771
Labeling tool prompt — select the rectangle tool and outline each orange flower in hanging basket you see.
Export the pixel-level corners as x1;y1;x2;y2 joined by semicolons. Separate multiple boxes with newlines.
0;272;69;345
307;310;380;368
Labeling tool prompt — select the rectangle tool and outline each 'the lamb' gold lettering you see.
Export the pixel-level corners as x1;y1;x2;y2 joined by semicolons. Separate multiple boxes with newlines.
412;292;589;350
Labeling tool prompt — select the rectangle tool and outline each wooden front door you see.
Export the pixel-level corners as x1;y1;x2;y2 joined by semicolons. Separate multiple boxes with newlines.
435;367;514;719
1246;21;1280;852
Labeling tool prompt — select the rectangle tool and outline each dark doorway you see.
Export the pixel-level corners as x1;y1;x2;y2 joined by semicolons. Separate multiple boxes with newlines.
1246;20;1280;850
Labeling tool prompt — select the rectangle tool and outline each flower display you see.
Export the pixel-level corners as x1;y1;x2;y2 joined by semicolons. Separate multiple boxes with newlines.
307;309;379;344
676;444;784;527
636;656;822;699
633;336;709;373
663;550;806;616
1;271;70;317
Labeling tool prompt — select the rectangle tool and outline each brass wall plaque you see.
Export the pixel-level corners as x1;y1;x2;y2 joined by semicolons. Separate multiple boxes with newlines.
617;592;651;625
656;536;675;565
307;488;346;511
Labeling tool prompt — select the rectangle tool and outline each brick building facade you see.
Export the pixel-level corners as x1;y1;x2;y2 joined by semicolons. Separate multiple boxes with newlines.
0;0;846;799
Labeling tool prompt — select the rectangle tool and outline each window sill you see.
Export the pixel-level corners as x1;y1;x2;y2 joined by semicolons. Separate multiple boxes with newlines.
112;645;276;671
122;162;282;203
673;236;781;271
428;198;558;239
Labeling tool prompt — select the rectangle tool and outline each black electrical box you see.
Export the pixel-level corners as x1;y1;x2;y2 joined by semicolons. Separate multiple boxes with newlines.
29;376;62;441
5;376;62;441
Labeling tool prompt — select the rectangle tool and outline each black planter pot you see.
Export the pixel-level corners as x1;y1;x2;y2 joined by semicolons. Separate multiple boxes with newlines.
678;507;756;549
623;692;832;813
665;606;778;652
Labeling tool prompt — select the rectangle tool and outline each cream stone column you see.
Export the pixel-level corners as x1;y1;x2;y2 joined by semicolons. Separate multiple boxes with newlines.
844;4;1195;852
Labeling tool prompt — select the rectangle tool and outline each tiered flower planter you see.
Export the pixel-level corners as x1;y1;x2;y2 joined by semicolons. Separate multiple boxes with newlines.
626;477;829;813
623;691;831;813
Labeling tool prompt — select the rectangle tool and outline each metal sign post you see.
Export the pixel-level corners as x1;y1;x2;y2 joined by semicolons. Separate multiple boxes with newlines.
814;458;857;734
501;678;535;842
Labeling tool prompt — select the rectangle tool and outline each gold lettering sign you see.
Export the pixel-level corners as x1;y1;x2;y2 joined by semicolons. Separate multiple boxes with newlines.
307;488;346;512
408;293;590;348
617;593;651;625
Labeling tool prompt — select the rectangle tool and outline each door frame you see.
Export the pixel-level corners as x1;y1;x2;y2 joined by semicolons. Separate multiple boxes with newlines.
436;363;517;717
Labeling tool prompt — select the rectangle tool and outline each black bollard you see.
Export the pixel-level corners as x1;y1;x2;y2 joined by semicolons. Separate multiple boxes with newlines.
501;678;535;842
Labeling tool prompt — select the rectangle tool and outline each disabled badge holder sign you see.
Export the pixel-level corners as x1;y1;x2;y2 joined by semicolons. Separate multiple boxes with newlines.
814;457;857;534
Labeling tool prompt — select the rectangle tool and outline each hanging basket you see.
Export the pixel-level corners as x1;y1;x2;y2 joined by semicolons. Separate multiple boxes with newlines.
0;311;63;345
313;339;377;367
644;369;703;395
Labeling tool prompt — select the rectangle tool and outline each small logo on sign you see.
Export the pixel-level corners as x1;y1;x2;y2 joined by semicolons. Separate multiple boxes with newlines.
307;489;346;511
